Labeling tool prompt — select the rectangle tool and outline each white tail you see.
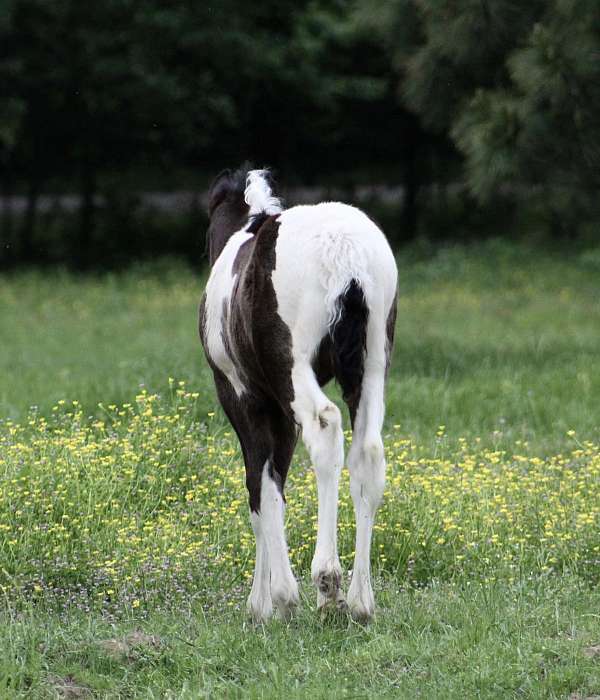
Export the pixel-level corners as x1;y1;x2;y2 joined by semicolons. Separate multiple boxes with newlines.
245;170;283;216
319;230;370;327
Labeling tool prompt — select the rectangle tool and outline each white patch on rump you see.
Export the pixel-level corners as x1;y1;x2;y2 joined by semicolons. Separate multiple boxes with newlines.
203;229;252;397
272;202;397;334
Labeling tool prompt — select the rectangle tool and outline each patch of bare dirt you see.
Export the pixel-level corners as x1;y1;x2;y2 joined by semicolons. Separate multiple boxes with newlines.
583;645;600;659
47;674;91;698
98;629;160;660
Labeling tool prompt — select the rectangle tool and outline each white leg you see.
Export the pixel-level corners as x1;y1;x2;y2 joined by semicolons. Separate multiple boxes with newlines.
259;462;299;619
347;334;387;621
247;511;273;622
292;363;345;609
347;434;385;620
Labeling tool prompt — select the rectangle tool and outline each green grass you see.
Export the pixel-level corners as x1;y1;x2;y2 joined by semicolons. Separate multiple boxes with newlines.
1;239;600;698
2;241;600;451
2;579;599;699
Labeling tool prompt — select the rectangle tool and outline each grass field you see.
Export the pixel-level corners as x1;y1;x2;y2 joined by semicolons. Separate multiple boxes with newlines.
1;240;600;698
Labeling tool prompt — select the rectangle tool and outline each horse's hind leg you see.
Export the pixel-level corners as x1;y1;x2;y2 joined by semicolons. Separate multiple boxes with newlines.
291;360;346;610
213;370;298;621
244;412;299;621
346;373;385;621
342;312;388;622
258;411;299;619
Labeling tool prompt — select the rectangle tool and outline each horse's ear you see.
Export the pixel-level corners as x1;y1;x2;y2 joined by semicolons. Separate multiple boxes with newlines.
208;169;232;216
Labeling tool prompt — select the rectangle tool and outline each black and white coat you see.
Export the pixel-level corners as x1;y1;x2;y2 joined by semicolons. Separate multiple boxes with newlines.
199;167;397;622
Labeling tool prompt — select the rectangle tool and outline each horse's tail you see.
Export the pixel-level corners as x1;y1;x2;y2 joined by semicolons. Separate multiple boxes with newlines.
329;278;369;410
244;169;283;217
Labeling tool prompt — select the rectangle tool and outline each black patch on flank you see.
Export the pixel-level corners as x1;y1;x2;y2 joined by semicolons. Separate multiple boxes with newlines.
230;216;295;410
199;215;297;513
330;279;369;427
311;334;335;387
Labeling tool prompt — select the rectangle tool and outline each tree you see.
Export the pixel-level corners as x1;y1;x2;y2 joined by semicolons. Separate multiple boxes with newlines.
299;0;437;238
453;0;600;234
355;0;600;237
1;0;343;264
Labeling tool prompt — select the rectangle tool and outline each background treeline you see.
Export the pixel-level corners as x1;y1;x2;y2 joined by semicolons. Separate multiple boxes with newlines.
1;0;599;268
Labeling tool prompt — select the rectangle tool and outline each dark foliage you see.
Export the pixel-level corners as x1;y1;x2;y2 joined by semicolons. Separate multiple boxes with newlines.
1;0;598;268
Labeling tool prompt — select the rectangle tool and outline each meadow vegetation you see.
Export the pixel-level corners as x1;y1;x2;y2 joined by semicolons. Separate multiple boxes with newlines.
1;240;600;698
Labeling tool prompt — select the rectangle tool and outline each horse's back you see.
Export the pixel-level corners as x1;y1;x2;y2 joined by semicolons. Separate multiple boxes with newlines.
272;202;397;356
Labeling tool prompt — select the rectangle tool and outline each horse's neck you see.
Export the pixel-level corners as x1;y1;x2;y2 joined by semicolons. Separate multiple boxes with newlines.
209;207;248;267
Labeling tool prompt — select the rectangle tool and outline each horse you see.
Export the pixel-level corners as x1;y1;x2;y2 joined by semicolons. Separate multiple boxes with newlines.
199;166;397;622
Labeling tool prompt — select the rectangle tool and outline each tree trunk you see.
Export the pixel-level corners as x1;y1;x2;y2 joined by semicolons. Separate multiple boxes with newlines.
1;175;14;265
77;155;97;269
402;136;418;240
21;175;41;262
